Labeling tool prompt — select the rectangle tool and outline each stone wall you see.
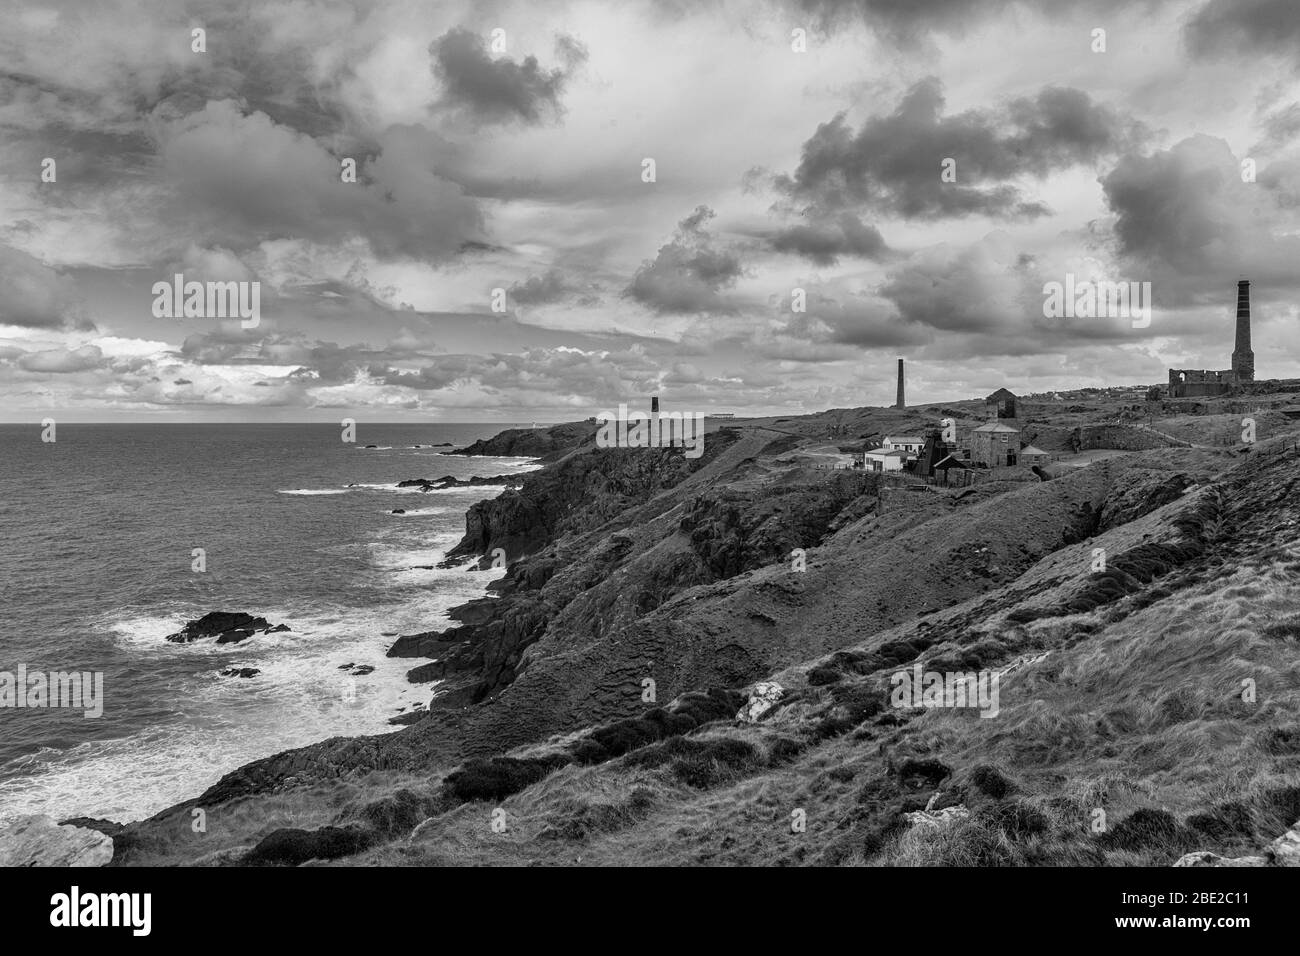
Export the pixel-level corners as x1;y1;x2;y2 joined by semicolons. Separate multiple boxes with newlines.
1073;425;1181;451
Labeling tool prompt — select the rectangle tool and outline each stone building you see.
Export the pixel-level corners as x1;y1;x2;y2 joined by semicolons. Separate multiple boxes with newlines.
971;421;1020;467
985;388;1018;421
1168;280;1255;398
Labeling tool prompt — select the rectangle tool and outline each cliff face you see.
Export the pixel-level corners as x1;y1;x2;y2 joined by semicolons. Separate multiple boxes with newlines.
443;431;725;566
444;420;594;460
106;406;1300;868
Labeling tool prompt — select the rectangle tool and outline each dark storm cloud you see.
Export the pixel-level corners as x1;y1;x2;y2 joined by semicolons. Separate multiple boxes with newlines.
159;105;485;260
430;28;587;125
625;206;745;314
774;79;1145;221
1101;134;1300;292
0;245;89;330
1186;0;1300;63
509;270;575;305
783;290;930;348
768;213;891;265
784;0;1170;41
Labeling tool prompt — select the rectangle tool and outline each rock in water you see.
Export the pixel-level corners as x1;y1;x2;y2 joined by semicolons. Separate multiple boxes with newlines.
165;611;284;644
0;815;114;867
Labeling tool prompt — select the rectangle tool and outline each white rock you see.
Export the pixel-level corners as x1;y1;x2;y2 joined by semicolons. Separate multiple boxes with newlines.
736;682;784;723
904;805;970;829
1268;823;1300;866
0;815;113;867
1173;850;1267;867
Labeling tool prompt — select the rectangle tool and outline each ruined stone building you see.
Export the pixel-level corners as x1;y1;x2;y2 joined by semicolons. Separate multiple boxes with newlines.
985;388;1018;421
1168;280;1255;398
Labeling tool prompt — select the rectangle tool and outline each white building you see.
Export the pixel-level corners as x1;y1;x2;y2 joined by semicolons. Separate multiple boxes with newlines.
882;435;925;455
864;448;909;472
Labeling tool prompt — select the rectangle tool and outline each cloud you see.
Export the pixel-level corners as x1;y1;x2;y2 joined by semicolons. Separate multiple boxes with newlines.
430;28;587;126
783;289;929;348
774;78;1145;221
16;344;104;373
1101;134;1300;296
625;206;745;314
1186;0;1300;64
768;213;890;265
509;269;576;305
0;245;88;329
157;101;483;260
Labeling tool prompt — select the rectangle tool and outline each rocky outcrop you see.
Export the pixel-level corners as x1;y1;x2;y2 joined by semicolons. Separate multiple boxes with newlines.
904;805;971;830
679;470;875;578
442;433;740;568
221;667;261;678
737;682;783;722
0;815;113;867
445;421;593;460
165;612;288;645
1173;851;1267;867
396;474;523;492
1174;820;1300;867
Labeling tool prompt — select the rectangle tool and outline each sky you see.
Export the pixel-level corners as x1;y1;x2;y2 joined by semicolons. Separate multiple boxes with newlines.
1;0;1299;422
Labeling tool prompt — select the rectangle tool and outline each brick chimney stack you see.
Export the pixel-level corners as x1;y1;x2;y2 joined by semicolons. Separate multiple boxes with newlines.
894;358;906;409
1232;279;1255;382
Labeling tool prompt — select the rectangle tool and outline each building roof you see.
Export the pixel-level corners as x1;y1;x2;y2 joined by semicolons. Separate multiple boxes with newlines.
883;435;924;443
985;388;1017;402
865;448;908;458
933;454;968;469
973;422;1020;433
1019;445;1048;456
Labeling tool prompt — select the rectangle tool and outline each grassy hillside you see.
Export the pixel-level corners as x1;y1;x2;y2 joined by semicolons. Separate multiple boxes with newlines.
101;405;1300;867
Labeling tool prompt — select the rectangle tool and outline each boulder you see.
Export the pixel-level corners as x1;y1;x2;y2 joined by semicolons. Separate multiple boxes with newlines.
391;509;406;515
904;805;970;830
1172;821;1300;867
0;815;113;867
1268;822;1300;866
221;667;261;678
166;612;287;644
1173;851;1267;867
737;681;784;723
166;612;273;644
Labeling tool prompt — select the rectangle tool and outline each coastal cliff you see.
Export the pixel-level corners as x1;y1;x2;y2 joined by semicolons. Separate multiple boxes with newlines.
88;405;1300;868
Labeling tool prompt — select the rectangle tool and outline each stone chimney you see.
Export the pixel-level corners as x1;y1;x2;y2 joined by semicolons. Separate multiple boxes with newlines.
894;358;906;410
1232;279;1254;382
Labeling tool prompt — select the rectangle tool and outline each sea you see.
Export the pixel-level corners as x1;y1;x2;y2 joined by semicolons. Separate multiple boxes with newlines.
0;422;537;826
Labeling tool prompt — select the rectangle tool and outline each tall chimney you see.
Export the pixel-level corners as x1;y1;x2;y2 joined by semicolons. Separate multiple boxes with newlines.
1232;279;1254;382
651;395;659;414
894;358;906;409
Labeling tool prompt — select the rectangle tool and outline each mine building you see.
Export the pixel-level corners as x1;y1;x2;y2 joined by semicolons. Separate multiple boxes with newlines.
1168;280;1255;398
971;420;1021;467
